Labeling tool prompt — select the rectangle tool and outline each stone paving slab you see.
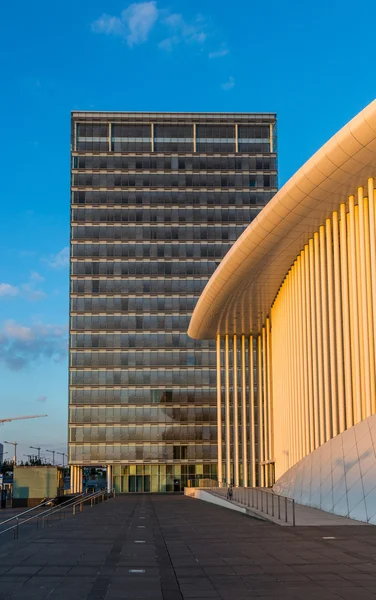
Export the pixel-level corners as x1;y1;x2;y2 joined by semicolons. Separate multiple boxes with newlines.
2;495;376;598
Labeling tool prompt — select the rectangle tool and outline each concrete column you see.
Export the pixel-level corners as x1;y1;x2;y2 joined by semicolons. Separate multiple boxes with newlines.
348;196;362;424
314;231;325;446
266;318;273;470
304;245;315;452
309;238;319;449
233;335;239;486
319;224;332;442
216;334;223;486
368;179;376;414
249;335;256;487
327;217;339;437
257;335;264;486
71;465;82;493
358;187;372;418
241;335;248;486
340;203;353;428
332;212;346;433
366;181;376;415
70;466;74;493
225;335;231;485
107;465;113;493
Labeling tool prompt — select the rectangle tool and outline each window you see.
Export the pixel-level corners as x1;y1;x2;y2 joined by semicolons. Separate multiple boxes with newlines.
173;445;188;460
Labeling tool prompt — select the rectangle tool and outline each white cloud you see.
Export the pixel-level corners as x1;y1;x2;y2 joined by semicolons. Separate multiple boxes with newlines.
92;2;158;47
0;320;68;371
159;12;207;51
0;275;45;302
91;3;214;53
209;47;228;59
20;285;46;301
0;283;19;297
123;1;158;46
91;14;124;36
221;76;235;91
46;247;69;269
158;36;178;51
4;321;33;341
30;272;45;283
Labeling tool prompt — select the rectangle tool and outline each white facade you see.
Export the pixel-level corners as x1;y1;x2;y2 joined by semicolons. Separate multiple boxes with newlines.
273;414;376;523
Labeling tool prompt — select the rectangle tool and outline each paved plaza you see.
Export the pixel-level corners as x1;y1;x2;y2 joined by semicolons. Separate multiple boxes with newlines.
2;495;376;599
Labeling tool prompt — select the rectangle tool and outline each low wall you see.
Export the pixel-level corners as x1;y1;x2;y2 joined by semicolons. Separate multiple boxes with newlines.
184;488;247;514
273;413;376;524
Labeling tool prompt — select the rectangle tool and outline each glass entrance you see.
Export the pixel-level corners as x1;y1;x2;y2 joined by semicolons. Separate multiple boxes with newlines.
128;475;151;493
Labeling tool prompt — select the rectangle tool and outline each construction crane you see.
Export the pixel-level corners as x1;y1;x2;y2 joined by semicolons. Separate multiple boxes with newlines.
0;415;47;425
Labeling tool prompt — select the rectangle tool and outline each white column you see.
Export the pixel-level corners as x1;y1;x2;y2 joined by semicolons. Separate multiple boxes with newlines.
216;334;223;486
257;335;264;486
266;318;273;474
107;465;113;493
70;466;75;493
233;335;239;486
225;335;231;485
241;335;248;486
249;336;256;487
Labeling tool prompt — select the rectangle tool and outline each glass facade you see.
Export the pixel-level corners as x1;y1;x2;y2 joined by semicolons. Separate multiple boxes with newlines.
69;111;277;492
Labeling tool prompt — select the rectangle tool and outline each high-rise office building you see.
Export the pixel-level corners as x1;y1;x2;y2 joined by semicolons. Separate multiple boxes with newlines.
69;111;277;493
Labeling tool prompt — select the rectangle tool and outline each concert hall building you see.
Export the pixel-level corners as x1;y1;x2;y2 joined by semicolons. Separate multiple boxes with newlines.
189;100;376;524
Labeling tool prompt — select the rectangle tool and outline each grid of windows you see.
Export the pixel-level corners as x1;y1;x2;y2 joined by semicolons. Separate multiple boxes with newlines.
70;111;277;492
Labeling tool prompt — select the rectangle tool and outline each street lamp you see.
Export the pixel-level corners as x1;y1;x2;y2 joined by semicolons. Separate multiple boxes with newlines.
4;441;18;465
46;449;55;465
56;452;67;467
30;446;41;460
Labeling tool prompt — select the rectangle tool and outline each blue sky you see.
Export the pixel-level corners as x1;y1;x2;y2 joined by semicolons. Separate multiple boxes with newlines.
1;0;375;463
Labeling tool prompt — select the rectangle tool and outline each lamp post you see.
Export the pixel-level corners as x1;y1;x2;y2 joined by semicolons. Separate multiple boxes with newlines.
4;441;18;465
46;449;55;465
56;452;67;467
30;446;41;460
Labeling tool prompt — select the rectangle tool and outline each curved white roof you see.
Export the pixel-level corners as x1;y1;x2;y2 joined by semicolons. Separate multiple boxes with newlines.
188;100;376;339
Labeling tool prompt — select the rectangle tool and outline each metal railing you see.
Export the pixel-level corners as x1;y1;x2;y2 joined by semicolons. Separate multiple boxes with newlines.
0;497;58;528
0;489;116;540
210;487;296;526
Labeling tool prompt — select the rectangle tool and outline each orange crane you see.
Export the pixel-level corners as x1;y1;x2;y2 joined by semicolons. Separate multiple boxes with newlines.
0;415;47;425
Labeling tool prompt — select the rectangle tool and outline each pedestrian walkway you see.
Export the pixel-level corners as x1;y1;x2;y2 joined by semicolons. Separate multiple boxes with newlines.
190;488;366;526
2;495;376;599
